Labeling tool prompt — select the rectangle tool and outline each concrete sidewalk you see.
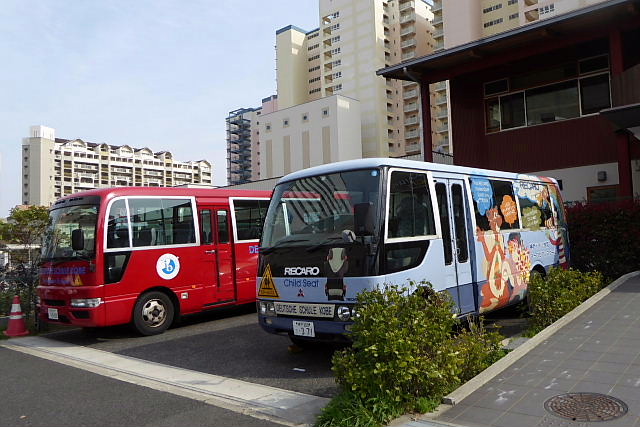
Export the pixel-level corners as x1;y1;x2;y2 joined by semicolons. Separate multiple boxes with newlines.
394;271;640;427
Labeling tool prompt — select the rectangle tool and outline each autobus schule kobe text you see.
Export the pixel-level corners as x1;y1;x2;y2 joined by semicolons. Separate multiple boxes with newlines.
38;187;271;335
257;158;569;346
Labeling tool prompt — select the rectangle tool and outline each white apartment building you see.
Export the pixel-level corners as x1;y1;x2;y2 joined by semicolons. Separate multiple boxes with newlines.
275;0;438;160
259;95;362;178
22;125;212;207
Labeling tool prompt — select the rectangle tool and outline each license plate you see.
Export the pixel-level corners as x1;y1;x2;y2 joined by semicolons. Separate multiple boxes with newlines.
48;308;59;320
293;320;315;337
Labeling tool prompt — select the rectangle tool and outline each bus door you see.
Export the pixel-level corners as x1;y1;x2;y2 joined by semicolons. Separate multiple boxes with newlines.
434;178;475;314
198;207;235;302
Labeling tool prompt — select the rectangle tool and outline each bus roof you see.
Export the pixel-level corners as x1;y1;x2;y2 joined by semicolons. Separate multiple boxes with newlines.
277;158;557;185
52;187;272;206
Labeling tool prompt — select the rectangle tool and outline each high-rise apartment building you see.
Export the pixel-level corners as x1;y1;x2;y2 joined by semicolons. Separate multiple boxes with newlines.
275;0;437;160
440;0;610;48
226;95;277;185
22;125;212;206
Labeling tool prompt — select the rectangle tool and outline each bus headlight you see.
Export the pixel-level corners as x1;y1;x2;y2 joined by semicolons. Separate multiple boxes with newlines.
70;298;102;308
259;301;276;316
337;305;351;321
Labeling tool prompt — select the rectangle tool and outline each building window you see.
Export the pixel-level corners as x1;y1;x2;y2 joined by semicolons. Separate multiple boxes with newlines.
302;113;309;122
322;108;330;117
330;47;341;55
331;36;341;43
309;87;322;94
509;12;519;20
283;119;289;127
309;76;321;83
308;54;320;62
539;4;555;15
508;0;518;4
484;55;611;133
331;23;340;30
334;83;342;91
483;4;502;13
483;18;503;28
307;43;320;51
265;123;271;132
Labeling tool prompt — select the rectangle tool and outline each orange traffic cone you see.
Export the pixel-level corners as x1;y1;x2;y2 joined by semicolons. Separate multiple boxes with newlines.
4;295;30;337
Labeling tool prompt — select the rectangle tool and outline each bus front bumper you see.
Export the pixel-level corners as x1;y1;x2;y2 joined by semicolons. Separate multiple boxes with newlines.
258;315;352;342
38;287;106;327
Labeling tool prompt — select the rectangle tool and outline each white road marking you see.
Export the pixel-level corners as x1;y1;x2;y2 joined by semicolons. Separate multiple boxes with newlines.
2;336;328;427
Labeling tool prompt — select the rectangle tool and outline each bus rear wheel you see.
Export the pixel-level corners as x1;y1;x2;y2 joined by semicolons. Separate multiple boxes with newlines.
133;291;174;336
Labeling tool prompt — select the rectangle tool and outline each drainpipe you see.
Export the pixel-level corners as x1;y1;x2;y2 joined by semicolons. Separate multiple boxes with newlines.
403;67;433;162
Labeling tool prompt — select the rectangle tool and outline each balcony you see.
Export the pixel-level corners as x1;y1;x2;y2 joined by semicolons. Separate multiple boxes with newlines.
436;123;449;133
436;109;449;119
404;102;418;113
431;2;442;13
401;51;416;61
399;1;414;12
404;89;418;99
525;9;539;22
405;143;421;154
405;129;420;139
399;13;414;24
400;25;415;37
432;15;443;26
403;80;417;87
401;39;416;49
405;116;419;125
435;95;447;105
434;81;447;91
434;28;444;39
524;0;538;5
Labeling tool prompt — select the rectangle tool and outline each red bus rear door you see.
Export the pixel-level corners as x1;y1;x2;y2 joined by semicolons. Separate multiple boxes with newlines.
198;207;235;303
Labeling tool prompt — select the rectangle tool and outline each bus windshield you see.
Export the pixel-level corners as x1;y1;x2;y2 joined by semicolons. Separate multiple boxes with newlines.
42;204;98;261
262;169;381;248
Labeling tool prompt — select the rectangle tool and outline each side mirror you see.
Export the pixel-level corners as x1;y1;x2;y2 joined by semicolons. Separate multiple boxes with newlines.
71;229;85;251
353;202;375;236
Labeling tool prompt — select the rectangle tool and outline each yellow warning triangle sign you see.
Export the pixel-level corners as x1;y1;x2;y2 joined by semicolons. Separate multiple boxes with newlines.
72;275;84;287
258;265;279;298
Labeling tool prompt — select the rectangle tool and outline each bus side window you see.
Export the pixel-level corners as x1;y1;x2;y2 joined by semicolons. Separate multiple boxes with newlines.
167;200;195;244
200;210;212;244
217;211;229;244
388;171;436;238
435;183;453;265
234;199;267;241
470;179;518;232
516;182;552;230
107;199;130;249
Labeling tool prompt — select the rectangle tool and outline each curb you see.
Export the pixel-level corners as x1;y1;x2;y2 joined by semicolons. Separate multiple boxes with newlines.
437;270;640;409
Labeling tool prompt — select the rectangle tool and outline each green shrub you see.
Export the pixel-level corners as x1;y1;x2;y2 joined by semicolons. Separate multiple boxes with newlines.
318;283;505;427
528;267;604;334
567;200;640;280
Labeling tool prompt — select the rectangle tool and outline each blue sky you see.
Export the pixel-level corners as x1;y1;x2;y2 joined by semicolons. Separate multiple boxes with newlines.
0;0;318;217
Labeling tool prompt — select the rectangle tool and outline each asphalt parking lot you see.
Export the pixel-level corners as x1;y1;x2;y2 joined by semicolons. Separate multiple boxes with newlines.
40;303;528;398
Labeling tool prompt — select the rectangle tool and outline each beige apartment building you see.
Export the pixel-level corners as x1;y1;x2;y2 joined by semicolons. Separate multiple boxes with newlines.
274;0;439;164
22;125;212;207
258;95;362;178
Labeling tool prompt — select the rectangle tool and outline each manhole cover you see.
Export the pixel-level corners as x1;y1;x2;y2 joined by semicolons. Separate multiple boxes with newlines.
544;393;628;422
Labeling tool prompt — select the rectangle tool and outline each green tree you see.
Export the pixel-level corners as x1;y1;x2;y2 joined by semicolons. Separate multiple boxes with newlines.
0;205;50;321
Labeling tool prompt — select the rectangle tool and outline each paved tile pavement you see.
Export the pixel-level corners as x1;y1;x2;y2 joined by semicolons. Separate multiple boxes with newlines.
397;272;640;427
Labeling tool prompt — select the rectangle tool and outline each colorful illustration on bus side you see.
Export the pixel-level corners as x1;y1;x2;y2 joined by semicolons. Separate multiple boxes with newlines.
471;178;493;215
477;207;510;312
544;181;570;268
325;247;348;301
506;232;531;301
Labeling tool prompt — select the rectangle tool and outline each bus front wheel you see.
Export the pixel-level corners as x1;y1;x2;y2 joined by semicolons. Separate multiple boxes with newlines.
133;291;174;336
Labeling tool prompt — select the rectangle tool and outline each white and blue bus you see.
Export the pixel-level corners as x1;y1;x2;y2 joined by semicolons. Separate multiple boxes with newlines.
257;158;569;344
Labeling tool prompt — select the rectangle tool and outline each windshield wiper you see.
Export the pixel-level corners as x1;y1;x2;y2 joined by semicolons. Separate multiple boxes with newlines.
306;237;344;253
260;239;309;255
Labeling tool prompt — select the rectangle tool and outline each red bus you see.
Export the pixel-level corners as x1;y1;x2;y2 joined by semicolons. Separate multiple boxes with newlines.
38;187;271;335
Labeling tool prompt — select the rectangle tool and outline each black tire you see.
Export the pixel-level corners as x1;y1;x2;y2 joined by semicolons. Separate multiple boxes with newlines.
132;291;174;336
